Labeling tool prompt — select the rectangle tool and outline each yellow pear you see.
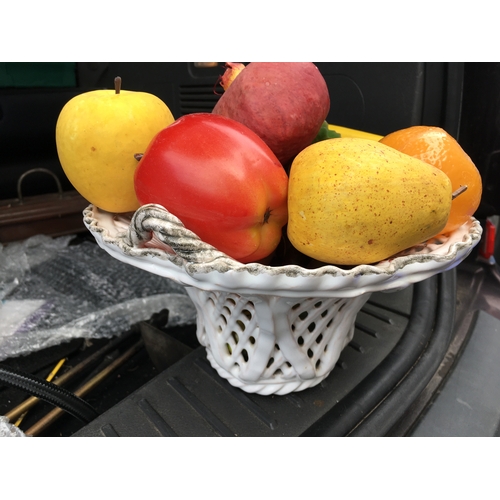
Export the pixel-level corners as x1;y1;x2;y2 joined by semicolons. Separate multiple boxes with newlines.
56;77;175;213
287;138;453;265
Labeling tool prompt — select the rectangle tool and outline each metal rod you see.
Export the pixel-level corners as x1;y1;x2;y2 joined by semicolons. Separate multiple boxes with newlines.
24;340;144;437
5;332;136;421
14;358;67;427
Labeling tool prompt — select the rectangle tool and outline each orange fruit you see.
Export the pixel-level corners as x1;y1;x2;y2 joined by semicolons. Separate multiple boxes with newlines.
380;126;482;234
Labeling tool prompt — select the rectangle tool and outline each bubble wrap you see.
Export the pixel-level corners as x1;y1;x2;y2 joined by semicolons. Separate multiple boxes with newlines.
0;234;196;361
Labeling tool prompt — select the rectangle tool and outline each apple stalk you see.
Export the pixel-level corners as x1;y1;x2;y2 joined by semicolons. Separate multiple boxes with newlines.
115;76;121;94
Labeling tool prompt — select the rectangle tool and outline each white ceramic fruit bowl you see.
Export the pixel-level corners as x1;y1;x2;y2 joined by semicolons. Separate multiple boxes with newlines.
83;203;482;395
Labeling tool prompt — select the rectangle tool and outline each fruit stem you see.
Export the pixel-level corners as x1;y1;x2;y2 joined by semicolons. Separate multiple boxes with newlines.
263;207;272;224
452;185;468;200
114;76;121;95
220;63;246;91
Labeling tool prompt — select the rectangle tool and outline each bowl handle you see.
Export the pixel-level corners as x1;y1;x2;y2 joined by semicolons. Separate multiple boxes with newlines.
126;204;230;264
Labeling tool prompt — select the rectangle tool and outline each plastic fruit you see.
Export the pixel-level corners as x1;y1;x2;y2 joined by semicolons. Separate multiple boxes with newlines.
380;126;482;234
287;138;453;265
212;62;330;165
134;113;289;264
56;77;175;213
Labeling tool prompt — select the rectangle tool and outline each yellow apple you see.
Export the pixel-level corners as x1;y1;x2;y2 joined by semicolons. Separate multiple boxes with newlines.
56;77;175;213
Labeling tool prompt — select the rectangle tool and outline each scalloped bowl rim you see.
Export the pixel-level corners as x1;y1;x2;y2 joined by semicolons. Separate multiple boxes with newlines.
83;204;482;298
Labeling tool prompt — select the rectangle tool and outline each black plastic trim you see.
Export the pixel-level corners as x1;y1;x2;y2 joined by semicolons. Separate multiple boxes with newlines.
349;270;456;436
301;274;440;436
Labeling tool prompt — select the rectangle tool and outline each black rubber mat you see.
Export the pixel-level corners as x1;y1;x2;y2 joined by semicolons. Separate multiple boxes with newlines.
74;274;449;437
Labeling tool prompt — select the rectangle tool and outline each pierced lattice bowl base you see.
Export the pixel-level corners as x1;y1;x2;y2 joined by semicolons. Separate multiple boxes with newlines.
83;203;482;395
187;288;370;394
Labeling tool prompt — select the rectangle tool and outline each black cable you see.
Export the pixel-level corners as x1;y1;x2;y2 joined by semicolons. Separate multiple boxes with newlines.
0;364;99;424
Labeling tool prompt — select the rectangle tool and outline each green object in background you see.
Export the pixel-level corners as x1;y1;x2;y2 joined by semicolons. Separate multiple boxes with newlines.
311;121;341;144
0;62;76;88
